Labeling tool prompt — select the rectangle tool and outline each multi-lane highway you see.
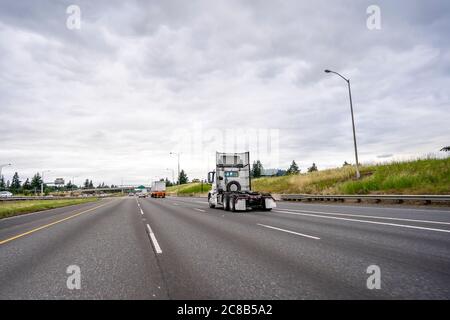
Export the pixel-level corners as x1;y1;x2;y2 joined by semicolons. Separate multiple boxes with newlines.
1;196;450;299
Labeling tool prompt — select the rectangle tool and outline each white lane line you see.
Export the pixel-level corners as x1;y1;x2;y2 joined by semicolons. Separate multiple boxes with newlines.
140;209;144;215
257;223;321;240
281;203;450;214
146;224;162;254
194;208;206;213
172;203;179;206
273;210;450;234
275;208;450;226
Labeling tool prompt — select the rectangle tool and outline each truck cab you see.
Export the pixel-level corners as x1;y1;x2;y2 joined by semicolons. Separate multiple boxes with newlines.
207;152;276;211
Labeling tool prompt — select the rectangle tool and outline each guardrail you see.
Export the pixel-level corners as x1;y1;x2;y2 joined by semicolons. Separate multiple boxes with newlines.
0;196;100;202
280;194;450;205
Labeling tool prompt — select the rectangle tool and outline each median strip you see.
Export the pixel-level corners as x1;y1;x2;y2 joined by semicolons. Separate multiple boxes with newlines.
257;223;321;240
0;200;114;245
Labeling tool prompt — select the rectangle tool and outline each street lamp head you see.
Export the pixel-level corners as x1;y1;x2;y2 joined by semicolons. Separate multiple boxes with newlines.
324;69;331;73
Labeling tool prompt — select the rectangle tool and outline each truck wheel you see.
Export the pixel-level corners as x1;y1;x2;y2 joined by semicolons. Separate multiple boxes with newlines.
231;198;236;212
209;202;215;208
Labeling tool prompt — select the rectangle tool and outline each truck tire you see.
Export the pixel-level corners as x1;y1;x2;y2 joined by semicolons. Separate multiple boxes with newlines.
231;198;236;212
226;181;241;192
209;202;215;208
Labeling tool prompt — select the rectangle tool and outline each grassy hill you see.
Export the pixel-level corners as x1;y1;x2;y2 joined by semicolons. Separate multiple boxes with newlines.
167;182;211;195
253;157;450;195
168;157;449;196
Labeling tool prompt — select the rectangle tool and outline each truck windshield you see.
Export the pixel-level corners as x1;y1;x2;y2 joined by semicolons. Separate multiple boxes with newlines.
224;171;239;177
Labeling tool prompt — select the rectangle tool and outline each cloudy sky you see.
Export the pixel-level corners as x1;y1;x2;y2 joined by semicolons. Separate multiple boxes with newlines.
0;0;449;186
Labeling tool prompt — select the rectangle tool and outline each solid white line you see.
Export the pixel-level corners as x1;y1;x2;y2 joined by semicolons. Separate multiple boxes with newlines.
281;203;450;213
273;210;450;234
275;208;450;226
140;209;144;215
194;208;206;212
146;224;162;254
257;223;321;240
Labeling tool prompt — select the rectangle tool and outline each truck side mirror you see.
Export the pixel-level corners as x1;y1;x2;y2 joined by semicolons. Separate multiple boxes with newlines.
207;172;215;184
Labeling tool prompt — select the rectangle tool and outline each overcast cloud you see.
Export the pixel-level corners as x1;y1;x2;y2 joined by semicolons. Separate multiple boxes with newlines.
0;0;449;186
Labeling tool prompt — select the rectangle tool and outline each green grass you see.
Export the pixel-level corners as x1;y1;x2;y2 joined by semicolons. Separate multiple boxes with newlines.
0;198;99;219
167;183;211;195
252;157;450;195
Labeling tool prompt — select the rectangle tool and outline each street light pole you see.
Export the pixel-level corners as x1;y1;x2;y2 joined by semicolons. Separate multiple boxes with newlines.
41;170;50;196
325;69;361;179
170;152;181;185
0;163;12;181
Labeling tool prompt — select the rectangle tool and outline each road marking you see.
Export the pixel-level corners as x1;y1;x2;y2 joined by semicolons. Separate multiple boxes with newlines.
194;208;206;213
140;209;144;215
257;223;321;240
273;210;450;234
0;201;114;245
275;208;450;226
146;224;162;254
172;203;179;206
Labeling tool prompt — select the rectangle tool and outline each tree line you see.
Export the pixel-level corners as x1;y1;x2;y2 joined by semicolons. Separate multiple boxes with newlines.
250;160;355;178
0;172;116;195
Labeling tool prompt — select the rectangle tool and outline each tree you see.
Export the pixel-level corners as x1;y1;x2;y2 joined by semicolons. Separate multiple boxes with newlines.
307;163;318;173
31;173;43;190
84;179;90;188
441;146;450;152
286;160;300;175
22;178;31;190
251;160;264;178
343;161;351;167
178;170;188;185
165;177;173;187
66;180;73;190
10;172;21;193
0;175;5;190
89;180;94;188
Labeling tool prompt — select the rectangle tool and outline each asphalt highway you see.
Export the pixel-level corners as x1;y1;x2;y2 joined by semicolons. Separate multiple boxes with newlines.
1;196;449;299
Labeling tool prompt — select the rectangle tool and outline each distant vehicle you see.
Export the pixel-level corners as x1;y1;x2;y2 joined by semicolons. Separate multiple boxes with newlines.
0;191;13;198
128;193;134;197
151;181;166;198
137;193;147;198
207;152;276;211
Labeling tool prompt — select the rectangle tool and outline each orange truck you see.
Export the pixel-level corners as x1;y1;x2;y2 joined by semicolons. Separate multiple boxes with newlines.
151;181;166;198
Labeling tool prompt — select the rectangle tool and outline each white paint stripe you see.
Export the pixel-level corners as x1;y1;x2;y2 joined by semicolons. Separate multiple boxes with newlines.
257;223;320;240
146;224;162;254
273;210;450;234
282;203;450;214
140;209;144;215
276;208;450;226
194;208;206;212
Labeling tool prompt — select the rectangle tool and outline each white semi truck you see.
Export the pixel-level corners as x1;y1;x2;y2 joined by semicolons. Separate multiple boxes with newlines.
207;152;276;211
151;181;166;198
